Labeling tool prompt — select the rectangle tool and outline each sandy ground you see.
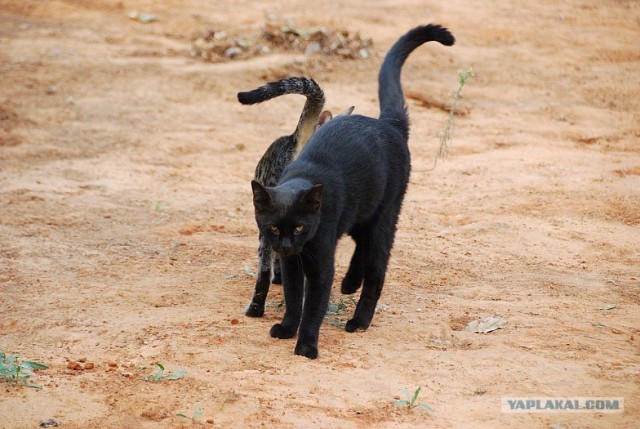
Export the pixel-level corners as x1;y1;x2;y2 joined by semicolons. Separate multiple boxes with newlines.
1;1;639;428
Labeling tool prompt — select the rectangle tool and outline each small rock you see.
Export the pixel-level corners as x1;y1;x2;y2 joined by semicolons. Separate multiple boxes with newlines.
67;361;82;370
206;418;215;424
83;362;95;370
108;361;118;368
46;86;57;95
78;357;87;363
224;47;242;58
305;42;321;56
465;316;508;333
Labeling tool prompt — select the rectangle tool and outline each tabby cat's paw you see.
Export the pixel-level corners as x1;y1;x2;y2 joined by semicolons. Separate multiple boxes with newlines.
270;323;296;339
244;302;264;318
294;342;318;359
345;316;370;333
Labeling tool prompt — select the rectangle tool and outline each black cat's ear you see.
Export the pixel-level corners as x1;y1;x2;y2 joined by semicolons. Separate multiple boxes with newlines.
337;106;355;117
251;180;272;211
301;184;323;213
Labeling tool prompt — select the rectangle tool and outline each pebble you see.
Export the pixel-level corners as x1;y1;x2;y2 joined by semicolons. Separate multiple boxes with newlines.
66;361;82;370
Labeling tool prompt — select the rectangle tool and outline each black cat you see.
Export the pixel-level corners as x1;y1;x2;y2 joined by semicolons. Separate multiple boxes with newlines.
238;78;353;318
251;24;455;359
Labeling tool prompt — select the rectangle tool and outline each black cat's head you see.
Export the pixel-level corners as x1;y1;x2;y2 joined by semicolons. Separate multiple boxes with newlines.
251;180;323;257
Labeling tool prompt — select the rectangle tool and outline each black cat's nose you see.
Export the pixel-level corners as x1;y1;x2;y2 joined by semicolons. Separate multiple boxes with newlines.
277;247;295;257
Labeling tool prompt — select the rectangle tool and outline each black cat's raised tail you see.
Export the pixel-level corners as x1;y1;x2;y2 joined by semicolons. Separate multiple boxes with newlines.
378;24;455;138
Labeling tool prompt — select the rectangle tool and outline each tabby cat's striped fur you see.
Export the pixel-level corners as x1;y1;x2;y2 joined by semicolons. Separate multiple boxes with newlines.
238;77;326;317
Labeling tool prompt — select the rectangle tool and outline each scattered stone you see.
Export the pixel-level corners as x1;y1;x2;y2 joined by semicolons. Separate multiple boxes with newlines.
224;47;242;58
190;18;374;63
465;316;507;333
83;362;95;370
66;361;82;370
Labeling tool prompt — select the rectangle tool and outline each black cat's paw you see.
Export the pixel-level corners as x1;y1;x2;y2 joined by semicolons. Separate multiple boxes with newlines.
245;302;264;318
340;274;362;295
294;342;318;359
345;316;370;333
270;323;296;339
271;273;282;285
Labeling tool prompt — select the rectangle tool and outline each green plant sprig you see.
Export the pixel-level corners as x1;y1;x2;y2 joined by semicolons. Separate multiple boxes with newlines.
393;387;433;411
0;350;48;388
142;363;187;382
426;67;474;171
177;406;204;424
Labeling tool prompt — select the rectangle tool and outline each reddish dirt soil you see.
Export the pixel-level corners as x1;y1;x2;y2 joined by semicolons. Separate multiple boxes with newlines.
1;1;638;428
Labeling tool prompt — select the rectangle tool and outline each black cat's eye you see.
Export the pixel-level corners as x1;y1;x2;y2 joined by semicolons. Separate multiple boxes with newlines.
294;225;304;234
270;225;280;234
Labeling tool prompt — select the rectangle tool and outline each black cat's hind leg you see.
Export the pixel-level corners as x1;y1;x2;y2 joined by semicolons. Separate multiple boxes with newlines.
346;212;398;333
341;232;367;295
270;255;304;339
272;255;283;284
245;235;272;317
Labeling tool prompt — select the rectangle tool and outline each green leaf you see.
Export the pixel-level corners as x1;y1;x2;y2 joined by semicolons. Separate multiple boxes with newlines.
154;363;165;371
599;304;616;311
21;361;48;371
176;413;188;418
167;369;187;380
194;406;203;417
393;400;409;407
401;387;409;398
410;387;421;405
416;403;433;411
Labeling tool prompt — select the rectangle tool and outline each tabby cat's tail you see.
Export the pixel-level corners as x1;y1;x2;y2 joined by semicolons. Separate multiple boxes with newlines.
378;24;455;138
238;77;325;148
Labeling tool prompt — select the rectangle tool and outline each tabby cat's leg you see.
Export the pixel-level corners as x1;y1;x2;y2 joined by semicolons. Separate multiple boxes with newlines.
245;235;271;317
270;255;304;339
346;211;399;332
272;255;282;284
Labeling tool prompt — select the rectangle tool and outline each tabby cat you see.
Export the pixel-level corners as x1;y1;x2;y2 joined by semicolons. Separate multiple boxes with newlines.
238;78;352;318
250;25;455;359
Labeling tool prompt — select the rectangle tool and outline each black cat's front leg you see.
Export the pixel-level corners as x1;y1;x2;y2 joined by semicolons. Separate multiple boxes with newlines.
270;255;304;339
295;250;334;359
245;235;272;317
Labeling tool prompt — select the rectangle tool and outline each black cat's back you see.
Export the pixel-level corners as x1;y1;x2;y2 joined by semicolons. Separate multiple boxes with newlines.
282;113;409;233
